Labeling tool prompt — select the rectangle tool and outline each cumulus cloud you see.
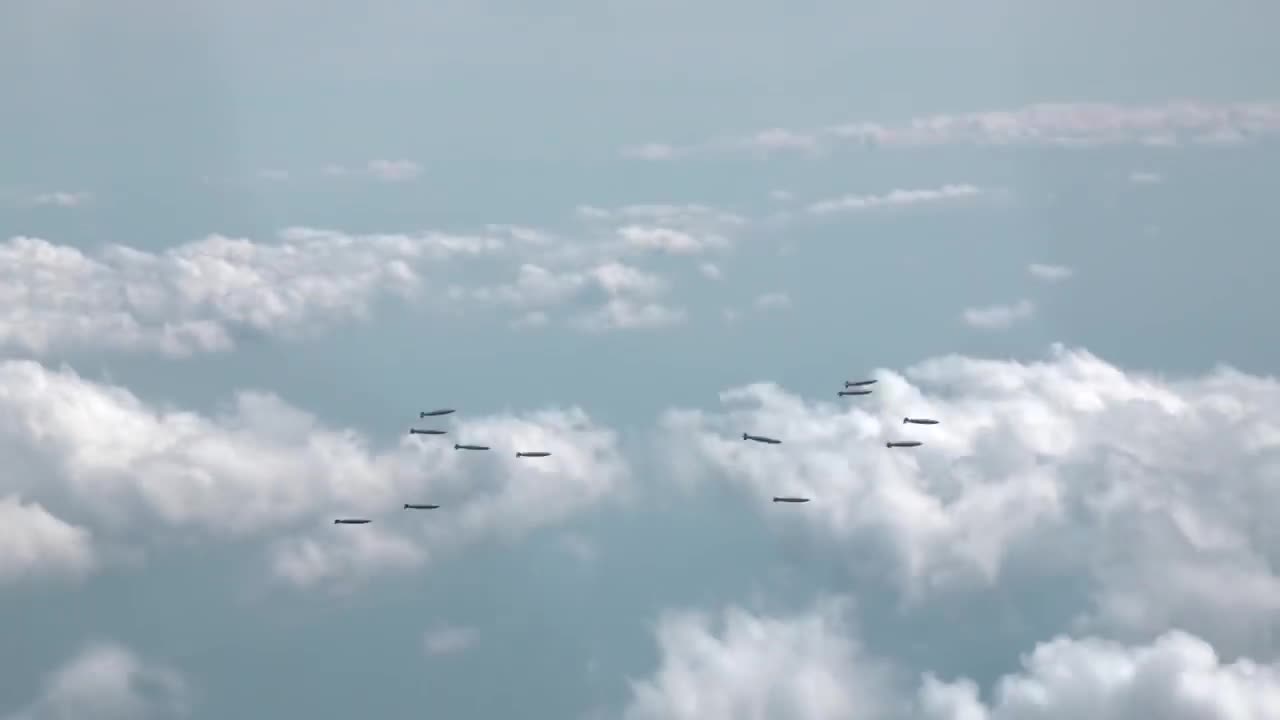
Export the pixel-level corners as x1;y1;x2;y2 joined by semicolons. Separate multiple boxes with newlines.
962;300;1035;330
806;185;982;215
423;625;479;657
571;204;746;262
1027;263;1073;282
0;360;629;589
270;524;428;589
0;495;96;585
0;228;506;357
622;598;899;720
621;598;1280;720
920;630;1280;720
624;100;1280;159
573;299;686;332
656;345;1280;653
617;226;727;255
4;642;190;720
698;263;723;280
465;261;685;332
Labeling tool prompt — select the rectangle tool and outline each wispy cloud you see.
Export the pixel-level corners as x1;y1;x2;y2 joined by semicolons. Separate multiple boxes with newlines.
0;228;504;356
25;191;93;208
423;625;479;657
321;159;422;182
623;100;1280;160
753;292;791;311
806;184;982;215
462;261;686;332
1028;263;1074;282
962;299;1035;330
1129;170;1164;184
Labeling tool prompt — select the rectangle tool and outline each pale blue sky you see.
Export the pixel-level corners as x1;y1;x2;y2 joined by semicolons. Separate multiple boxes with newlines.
3;2;1280;719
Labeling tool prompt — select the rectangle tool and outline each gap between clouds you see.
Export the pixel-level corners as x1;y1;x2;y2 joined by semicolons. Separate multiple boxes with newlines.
958;263;1075;332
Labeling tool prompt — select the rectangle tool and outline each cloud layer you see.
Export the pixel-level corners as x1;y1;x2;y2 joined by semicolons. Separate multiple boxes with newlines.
657;345;1280;653
623;100;1280;159
4;642;189;720
0;359;629;589
621;599;1280;720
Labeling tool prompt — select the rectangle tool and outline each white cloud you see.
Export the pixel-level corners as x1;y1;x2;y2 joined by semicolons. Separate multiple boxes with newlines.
1129;170;1164;184
1027;263;1073;282
423;625;479;657
467;261;685;332
656;345;1280;652
617;226;727;255
622;598;1280;720
620;143;677;160
806;185;982;215
320;160;422;181
622;598;899;720
754;292;791;311
573;299;686;332
0;228;503;357
744;128;823;153
270;524;427;589
920;630;1280;720
0;495;96;585
0;203;730;348
962;300;1035;330
4;642;190;720
0;360;629;589
366;159;422;182
698;263;722;280
625;101;1280;159
570;204;746;263
256;169;289;182
25;192;92;208
559;532;599;563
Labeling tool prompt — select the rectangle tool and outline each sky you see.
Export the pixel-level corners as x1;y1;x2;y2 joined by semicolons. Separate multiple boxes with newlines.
3;1;1280;718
